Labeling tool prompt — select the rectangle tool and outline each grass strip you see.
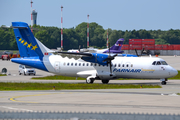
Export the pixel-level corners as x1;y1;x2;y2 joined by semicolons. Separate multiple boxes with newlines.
0;82;161;91
0;74;6;76
32;75;85;80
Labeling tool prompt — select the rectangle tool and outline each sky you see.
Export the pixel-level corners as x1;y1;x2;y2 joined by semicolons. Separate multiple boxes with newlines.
0;0;180;31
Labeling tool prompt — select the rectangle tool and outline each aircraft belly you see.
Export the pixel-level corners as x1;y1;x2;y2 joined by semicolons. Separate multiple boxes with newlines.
77;70;97;78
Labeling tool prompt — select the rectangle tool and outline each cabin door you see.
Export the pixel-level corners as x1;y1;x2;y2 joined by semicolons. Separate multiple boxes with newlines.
54;62;60;73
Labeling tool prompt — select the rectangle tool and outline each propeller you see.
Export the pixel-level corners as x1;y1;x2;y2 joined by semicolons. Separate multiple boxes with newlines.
135;48;145;57
141;48;145;56
103;42;117;76
134;49;139;57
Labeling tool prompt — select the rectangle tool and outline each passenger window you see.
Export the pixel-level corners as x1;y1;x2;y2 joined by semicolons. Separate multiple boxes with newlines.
114;64;116;67
67;63;69;66
75;63;77;66
94;63;97;66
131;64;133;67
122;64;124;67
156;61;161;65
83;63;85;66
152;61;156;65
118;64;120;67
87;63;89;66
91;63;93;66
79;63;81;66
126;64;128;67
99;64;101;66
71;63;73;66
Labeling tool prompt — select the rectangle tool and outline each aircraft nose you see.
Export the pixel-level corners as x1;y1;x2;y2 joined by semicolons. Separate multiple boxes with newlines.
170;68;178;77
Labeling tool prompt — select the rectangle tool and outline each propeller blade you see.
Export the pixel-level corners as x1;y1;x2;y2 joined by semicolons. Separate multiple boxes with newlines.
109;61;113;76
135;49;139;57
141;48;144;56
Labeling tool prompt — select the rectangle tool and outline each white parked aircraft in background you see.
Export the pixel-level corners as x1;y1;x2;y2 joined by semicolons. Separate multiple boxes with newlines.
68;38;125;54
11;22;178;85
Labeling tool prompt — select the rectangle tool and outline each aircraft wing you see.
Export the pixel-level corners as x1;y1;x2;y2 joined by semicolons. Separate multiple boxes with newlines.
58;52;93;56
58;51;113;66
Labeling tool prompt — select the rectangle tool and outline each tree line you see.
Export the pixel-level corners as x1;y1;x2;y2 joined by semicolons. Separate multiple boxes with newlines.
0;22;180;50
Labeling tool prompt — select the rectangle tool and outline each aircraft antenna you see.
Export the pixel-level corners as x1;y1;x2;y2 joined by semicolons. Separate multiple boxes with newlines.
61;6;63;50
87;14;89;48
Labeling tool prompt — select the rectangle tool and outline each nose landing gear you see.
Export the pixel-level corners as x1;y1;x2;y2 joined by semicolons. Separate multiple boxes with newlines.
161;81;166;85
160;78;168;85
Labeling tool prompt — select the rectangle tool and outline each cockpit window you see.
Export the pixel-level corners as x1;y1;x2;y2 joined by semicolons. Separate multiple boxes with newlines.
152;61;156;65
161;61;168;65
156;61;161;65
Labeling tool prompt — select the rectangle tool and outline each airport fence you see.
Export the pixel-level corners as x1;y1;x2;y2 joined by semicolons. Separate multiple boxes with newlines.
0;111;180;120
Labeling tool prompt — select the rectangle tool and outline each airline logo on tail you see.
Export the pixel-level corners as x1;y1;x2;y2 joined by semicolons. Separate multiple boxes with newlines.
18;38;38;51
115;44;121;46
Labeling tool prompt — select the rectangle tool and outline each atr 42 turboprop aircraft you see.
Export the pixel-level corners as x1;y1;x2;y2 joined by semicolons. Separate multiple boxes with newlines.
11;22;178;85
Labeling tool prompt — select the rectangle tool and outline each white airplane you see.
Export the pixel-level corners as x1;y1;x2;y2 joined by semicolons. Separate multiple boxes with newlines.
68;39;138;57
11;22;178;85
68;38;125;54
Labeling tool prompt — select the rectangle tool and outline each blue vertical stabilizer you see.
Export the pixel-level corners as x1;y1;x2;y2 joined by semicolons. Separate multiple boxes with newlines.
12;22;44;58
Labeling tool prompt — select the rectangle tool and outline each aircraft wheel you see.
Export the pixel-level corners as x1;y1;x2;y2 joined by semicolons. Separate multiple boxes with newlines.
161;81;166;85
86;78;94;84
102;80;109;84
19;72;21;75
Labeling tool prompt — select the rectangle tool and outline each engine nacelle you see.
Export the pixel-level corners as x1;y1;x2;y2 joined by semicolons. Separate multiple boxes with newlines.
81;53;108;65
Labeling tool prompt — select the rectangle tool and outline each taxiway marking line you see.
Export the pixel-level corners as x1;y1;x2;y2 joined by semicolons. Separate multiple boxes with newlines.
9;93;59;103
9;92;70;103
0;106;37;112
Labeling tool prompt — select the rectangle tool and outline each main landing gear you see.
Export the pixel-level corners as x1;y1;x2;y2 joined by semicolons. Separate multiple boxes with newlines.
86;78;110;84
86;78;94;84
102;80;109;84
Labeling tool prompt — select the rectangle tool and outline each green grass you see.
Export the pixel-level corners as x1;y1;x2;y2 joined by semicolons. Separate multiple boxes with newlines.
0;74;6;76
32;75;86;80
0;82;161;91
177;93;180;95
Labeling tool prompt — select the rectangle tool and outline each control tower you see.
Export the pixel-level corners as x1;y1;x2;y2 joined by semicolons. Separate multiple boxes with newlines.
31;10;37;26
